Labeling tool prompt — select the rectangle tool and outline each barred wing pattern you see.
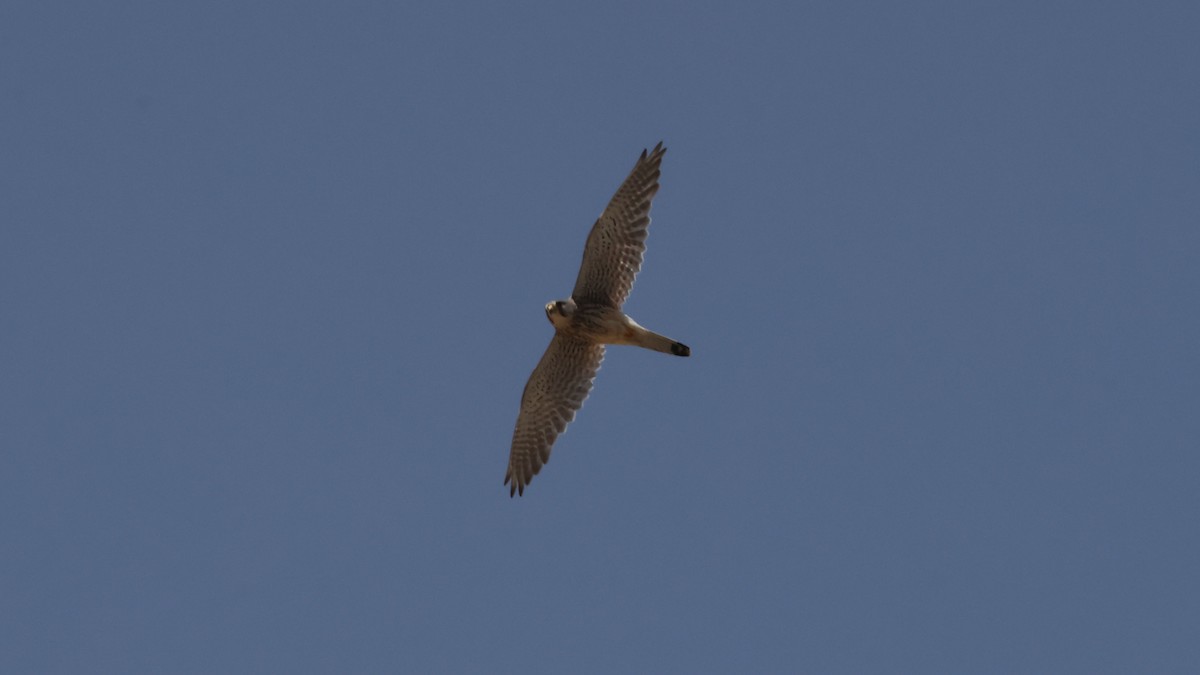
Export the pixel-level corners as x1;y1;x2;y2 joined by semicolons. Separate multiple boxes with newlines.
505;334;606;496
571;142;666;309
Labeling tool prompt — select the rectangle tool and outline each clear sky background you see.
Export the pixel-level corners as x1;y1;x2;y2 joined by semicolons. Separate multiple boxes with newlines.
3;2;1198;673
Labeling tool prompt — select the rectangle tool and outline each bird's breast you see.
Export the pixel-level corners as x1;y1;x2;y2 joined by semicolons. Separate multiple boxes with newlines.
567;306;634;345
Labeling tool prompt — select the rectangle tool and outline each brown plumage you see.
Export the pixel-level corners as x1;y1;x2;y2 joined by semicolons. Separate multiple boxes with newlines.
504;143;690;497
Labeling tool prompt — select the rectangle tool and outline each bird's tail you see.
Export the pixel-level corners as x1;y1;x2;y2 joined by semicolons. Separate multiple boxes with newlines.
633;327;691;357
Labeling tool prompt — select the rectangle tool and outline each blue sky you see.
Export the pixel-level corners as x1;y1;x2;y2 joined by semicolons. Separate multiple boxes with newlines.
3;2;1198;672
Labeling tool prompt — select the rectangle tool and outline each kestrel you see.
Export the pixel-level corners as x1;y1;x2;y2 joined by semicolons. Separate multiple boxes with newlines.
504;142;690;497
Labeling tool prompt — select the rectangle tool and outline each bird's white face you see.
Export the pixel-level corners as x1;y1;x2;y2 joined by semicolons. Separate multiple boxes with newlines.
545;298;576;329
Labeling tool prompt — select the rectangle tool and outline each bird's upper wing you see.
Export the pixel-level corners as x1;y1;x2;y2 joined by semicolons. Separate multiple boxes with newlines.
570;142;666;309
505;334;605;497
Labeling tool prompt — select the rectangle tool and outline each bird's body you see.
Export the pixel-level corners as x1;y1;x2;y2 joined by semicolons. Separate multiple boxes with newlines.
544;299;690;356
505;142;689;496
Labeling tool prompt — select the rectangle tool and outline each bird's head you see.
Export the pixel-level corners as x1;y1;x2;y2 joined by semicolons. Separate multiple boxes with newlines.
545;298;576;328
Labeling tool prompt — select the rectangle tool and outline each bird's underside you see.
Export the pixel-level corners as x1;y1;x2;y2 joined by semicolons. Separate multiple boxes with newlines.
504;142;689;497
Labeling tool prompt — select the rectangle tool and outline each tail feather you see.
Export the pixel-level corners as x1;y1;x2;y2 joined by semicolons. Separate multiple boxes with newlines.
635;328;690;357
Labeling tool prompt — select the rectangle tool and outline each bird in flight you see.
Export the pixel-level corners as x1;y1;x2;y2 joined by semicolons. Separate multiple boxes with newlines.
505;142;690;497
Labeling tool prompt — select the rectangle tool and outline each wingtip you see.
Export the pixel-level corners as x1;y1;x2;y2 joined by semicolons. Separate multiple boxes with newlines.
641;141;667;162
504;473;526;497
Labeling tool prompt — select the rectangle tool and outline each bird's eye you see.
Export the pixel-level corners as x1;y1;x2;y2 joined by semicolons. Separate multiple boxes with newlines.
555;302;564;312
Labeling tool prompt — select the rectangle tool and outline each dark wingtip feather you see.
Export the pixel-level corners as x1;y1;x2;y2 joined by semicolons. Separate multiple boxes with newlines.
640;141;667;165
504;471;527;497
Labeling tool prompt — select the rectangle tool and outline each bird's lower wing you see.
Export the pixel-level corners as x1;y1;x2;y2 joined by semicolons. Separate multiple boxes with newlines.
505;334;605;496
